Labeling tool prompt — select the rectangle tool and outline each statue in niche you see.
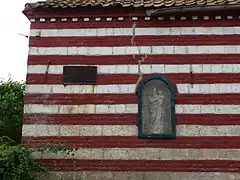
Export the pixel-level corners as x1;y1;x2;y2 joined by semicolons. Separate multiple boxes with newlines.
141;79;172;135
149;87;164;133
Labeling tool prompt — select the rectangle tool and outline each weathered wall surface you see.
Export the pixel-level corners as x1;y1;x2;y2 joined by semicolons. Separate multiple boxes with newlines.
22;12;240;179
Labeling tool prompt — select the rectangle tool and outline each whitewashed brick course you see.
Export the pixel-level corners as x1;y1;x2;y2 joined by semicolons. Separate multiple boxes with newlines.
32;148;240;160
22;125;240;137
25;104;240;114
25;84;240;94
34;171;240;180
29;46;240;55
30;26;240;37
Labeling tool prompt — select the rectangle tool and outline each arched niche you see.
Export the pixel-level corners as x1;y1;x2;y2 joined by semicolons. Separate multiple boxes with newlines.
136;75;176;139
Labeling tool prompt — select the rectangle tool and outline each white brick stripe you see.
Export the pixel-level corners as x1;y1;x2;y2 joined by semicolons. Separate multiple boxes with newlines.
25;84;240;94
27;64;240;74
32;148;240;160
22;125;240;136
29;46;240;55
24;104;240;114
30;27;240;37
33;172;240;180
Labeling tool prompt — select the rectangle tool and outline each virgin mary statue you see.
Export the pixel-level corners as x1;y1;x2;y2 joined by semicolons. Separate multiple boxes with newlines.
148;87;165;134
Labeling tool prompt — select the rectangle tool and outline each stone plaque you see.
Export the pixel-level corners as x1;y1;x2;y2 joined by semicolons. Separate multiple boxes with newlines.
141;79;172;135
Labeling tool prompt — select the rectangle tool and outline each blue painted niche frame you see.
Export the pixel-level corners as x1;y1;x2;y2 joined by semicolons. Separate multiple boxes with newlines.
136;75;176;139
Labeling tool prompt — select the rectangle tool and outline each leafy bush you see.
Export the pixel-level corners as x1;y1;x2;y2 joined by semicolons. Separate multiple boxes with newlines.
0;143;46;180
0;78;25;144
0;78;47;179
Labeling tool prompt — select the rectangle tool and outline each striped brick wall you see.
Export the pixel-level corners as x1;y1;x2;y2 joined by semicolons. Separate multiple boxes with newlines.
22;14;240;180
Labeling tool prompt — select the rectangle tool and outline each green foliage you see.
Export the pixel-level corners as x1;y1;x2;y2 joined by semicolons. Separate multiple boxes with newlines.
36;144;78;157
0;78;25;144
0;77;78;179
0;138;47;180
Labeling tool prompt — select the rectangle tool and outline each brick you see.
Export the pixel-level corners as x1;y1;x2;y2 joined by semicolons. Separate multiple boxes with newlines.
151;64;164;73
232;64;240;73
112;47;125;55
115;65;128;74
60;125;78;136
210;64;222;73
189;84;200;94
202;64;211;73
170;28;181;35
106;28;114;36
224;46;236;53
77;47;87;55
123;28;132;36
177;65;190;73
201;105;216;114
163;46;175;54
140;65;152;73
151;46;164;54
96;105;109;113
136;28;157;35
222;27;235;34
99;65;115;74
140;46;152;54
128;65;138;74
209;84;220;93
177;84;190;94
113;28;123;36
115;105;126;113
182;27;196;35
85;28;97;36
174;46;187;54
165;65;178;73
212;27;223;35
199;84;210;94
197;46;209;54
108;105;116;113
187;46;197;54
157;28;170;35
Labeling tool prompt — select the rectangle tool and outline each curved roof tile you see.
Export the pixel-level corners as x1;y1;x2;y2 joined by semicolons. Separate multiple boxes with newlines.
26;0;240;8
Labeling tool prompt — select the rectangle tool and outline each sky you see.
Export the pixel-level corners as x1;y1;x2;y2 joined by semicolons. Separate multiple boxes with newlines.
0;0;38;82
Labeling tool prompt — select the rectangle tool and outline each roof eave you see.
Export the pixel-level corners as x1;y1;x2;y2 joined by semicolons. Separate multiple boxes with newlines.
147;4;240;16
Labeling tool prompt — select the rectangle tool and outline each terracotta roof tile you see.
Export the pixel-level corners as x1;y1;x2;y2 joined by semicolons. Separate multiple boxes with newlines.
27;0;240;8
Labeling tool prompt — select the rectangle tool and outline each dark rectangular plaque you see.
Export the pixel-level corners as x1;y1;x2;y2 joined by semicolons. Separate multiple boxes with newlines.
63;66;97;85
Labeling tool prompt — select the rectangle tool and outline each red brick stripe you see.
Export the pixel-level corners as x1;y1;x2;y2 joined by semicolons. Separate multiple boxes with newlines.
23;114;240;125
30;20;240;29
22;136;240;149
35;159;240;172
26;73;240;85
24;94;240;105
27;54;240;65
29;35;240;47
